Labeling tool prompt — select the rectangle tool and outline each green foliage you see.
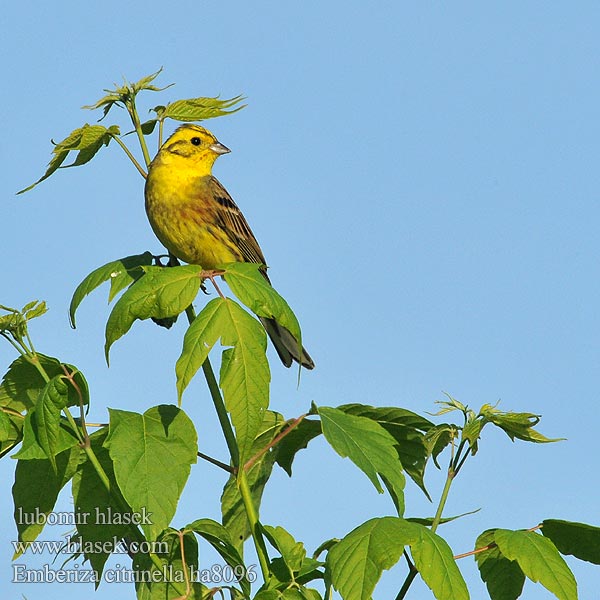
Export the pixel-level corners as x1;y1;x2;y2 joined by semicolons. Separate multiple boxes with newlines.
493;529;577;600
475;530;526;600
318;406;406;515
104;405;198;540
5;69;597;600
18;125;120;193
105;265;204;361
153;95;246;122
542;519;600;565
69;252;154;326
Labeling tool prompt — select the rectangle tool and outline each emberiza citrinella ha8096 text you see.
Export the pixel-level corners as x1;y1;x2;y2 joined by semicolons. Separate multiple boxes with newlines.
144;124;314;369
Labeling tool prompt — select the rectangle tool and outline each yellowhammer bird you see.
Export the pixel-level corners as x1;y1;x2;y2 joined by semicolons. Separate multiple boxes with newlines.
144;124;314;369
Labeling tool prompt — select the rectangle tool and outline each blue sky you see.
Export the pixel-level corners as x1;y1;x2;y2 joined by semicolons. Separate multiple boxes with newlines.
2;1;599;598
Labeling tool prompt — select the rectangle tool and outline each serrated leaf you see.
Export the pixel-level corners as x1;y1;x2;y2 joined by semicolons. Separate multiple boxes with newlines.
338;404;432;498
409;523;469;600
12;447;81;554
274;418;322;476
132;68;170;93
105;265;203;361
18;124;117;193
104;405;198;540
69;252;154;326
318;407;405;515
223;262;302;346
542;519;600;565
160;95;245;122
481;406;563;444
32;376;68;471
177;297;270;463
186;518;251;595
494;529;577;600
221;302;270;464
474;529;525;600
176;298;228;399
327;517;416;600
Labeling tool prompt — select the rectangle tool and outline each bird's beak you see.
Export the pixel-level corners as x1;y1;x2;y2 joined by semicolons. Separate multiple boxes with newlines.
210;142;231;155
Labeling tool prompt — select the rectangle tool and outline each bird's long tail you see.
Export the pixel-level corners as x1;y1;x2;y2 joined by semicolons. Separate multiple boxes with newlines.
259;316;315;370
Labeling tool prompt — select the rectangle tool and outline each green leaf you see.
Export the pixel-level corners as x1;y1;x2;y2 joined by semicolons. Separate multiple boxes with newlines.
223;262;302;345
176;298;227;400
462;418;484;455
542;519;600;565
104;405;198;540
219;300;270;464
0;354;62;413
72;427;131;583
158;95;245;122
186;518;251;596
318;407;405;515
409;523;469;600
494;529;577;600
176;297;270;463
23;300;48;321
480;405;564;444
474;529;525;600
69;252;154;326
12;447;81;554
18;124;119;193
424;424;456;468
84;69;171;120
406;508;481;527
263;525;307;574
327;517;416;600
222;410;285;550
140;118;158;135
338;404;432;498
105;265;203;361
32;375;68;471
274;418;322;476
0;411;23;458
12;412;80;460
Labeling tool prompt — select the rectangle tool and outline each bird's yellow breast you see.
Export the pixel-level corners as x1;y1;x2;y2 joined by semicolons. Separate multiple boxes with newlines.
144;163;242;269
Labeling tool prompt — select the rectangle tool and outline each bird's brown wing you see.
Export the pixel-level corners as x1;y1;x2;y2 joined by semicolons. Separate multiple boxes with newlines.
207;178;314;370
208;177;271;278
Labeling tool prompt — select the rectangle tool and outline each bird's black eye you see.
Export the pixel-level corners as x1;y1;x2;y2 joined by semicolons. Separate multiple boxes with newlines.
191;137;201;146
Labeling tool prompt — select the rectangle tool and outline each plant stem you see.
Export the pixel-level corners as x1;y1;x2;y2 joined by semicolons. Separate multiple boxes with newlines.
110;134;147;178
395;450;460;600
202;359;240;468
237;467;271;582
127;100;152;168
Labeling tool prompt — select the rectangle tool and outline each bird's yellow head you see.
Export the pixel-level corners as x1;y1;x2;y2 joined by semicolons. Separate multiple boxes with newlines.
153;124;230;176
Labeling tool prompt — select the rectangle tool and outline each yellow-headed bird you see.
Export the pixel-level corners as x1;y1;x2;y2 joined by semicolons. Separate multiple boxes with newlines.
145;124;314;369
